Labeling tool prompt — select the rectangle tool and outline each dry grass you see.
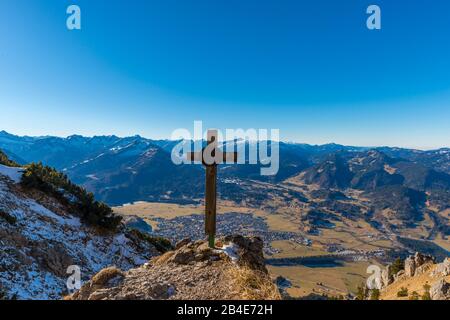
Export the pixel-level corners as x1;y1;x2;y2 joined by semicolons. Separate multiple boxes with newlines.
91;267;124;286
151;251;175;265
227;265;281;300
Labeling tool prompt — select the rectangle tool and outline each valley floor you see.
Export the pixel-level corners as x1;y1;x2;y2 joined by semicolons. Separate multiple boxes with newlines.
114;198;434;298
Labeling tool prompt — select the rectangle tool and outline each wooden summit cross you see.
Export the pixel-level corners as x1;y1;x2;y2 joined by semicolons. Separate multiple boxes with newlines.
187;130;238;248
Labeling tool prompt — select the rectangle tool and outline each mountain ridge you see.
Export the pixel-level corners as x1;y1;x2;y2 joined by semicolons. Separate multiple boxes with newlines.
1;131;449;241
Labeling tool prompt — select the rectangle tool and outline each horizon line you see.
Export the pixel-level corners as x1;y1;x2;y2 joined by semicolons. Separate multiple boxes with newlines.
1;130;448;152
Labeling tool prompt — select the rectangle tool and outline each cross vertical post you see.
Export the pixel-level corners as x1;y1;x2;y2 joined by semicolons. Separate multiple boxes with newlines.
187;129;238;248
204;133;217;247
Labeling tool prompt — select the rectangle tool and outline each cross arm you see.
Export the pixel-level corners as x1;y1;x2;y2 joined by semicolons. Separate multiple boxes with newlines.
186;151;238;164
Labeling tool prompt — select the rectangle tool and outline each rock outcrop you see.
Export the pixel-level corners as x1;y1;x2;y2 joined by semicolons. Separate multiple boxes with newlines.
68;236;281;300
404;252;435;277
430;279;450;300
380;253;450;300
430;258;450;278
381;265;394;288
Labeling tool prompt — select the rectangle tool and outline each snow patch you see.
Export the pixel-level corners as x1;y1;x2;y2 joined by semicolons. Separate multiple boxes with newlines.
219;243;240;262
0;164;24;183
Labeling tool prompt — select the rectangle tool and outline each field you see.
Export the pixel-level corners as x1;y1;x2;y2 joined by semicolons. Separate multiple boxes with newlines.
268;261;373;298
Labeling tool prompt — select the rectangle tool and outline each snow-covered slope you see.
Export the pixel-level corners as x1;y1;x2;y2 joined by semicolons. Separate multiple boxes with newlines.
0;166;159;300
0;164;23;183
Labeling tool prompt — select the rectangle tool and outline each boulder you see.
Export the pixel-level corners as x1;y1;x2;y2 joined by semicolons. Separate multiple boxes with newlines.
223;235;267;272
404;256;415;277
404;252;435;277
431;258;450;278
415;262;434;276
175;238;191;250
414;252;435;266
393;270;405;282
381;265;394;288
168;247;197;265
430;279;450;300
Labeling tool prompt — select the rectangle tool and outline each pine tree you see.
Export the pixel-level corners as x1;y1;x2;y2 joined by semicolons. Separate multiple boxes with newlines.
370;289;380;300
389;257;404;277
422;284;431;300
21;162;122;230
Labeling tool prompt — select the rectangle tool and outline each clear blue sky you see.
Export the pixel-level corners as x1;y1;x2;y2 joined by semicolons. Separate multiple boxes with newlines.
0;0;449;149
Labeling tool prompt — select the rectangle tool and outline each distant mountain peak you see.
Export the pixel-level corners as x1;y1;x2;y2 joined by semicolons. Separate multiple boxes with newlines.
0;130;15;137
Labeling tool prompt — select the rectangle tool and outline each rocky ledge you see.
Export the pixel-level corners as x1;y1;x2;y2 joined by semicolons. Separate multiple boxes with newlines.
67;235;281;300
